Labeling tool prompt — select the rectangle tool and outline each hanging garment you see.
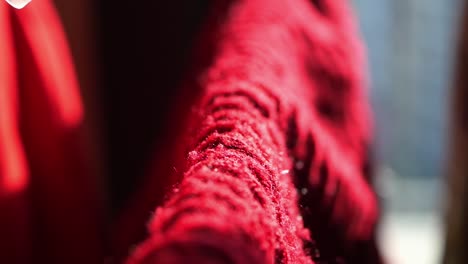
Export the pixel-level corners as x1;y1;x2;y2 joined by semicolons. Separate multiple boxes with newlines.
0;0;381;263
0;1;102;263
124;0;381;263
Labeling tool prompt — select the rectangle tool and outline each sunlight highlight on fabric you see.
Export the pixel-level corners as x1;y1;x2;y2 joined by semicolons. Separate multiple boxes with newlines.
6;0;31;9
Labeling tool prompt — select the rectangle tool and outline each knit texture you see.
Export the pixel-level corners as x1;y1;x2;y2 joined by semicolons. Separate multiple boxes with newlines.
127;0;380;263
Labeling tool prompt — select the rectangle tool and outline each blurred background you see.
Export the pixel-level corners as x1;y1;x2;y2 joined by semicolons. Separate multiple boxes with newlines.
352;1;463;263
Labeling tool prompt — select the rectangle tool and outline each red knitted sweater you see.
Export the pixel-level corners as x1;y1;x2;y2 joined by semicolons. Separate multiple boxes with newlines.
0;0;380;263
126;0;380;263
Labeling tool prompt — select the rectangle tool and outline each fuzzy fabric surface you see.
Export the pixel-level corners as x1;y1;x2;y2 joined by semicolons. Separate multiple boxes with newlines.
126;0;381;263
0;0;381;263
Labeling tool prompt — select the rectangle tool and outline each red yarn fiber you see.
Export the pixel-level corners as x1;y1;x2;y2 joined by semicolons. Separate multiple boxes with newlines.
0;0;380;263
127;0;380;263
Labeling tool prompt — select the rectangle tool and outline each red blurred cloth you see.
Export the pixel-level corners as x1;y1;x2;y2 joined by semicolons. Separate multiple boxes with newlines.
0;1;102;263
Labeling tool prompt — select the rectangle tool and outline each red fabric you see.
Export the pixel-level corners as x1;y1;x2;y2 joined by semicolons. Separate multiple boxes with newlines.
0;0;380;263
125;0;379;263
0;1;102;263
